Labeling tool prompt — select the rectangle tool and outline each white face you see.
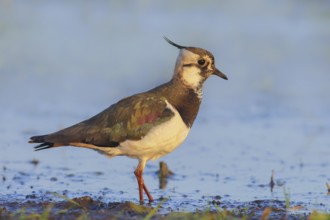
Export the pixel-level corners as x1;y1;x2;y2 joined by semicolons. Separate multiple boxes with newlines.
181;64;203;88
174;49;213;89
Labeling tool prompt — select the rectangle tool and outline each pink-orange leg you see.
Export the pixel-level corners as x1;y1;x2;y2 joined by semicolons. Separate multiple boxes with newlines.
134;162;154;203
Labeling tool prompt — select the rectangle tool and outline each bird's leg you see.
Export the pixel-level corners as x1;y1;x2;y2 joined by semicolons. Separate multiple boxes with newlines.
143;183;154;202
134;167;144;203
134;159;154;203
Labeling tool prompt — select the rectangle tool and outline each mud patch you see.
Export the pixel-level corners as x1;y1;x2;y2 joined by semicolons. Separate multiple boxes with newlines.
0;195;313;220
0;196;152;220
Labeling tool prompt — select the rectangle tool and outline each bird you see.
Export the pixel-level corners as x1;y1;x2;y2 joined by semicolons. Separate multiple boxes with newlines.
29;37;228;203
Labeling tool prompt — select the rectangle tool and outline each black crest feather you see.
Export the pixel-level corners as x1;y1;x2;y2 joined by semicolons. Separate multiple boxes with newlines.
163;36;186;49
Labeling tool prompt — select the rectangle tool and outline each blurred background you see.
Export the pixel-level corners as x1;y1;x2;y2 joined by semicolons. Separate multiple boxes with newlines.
0;0;329;211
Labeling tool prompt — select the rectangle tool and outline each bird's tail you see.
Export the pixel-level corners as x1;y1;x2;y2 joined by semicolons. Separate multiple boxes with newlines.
29;135;54;151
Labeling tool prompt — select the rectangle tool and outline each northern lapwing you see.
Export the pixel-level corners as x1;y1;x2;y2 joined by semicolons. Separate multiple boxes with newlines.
29;37;228;203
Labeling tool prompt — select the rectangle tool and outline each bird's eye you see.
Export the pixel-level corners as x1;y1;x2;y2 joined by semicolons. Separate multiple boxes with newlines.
198;59;206;66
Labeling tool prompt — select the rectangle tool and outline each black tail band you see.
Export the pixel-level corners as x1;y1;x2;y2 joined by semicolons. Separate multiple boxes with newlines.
34;142;54;151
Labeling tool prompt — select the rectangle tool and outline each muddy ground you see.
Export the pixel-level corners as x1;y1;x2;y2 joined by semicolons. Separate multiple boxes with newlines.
0;195;312;220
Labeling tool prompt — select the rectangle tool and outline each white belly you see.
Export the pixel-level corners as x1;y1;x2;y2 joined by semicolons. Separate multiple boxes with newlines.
117;103;190;161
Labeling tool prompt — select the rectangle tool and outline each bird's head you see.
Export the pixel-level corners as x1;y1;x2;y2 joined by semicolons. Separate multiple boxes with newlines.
165;37;227;90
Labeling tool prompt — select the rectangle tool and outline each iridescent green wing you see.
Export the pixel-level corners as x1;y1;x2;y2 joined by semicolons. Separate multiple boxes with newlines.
44;94;175;147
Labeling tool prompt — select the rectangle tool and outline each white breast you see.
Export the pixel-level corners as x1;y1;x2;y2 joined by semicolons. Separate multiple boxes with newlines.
116;101;190;161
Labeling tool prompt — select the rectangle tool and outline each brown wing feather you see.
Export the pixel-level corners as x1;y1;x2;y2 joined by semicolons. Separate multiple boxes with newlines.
30;93;174;148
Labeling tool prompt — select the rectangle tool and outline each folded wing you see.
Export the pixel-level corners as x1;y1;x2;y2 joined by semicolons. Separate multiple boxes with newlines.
29;94;175;150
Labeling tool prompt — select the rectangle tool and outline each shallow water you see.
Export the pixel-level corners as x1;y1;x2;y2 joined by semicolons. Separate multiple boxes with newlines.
1;0;330;214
